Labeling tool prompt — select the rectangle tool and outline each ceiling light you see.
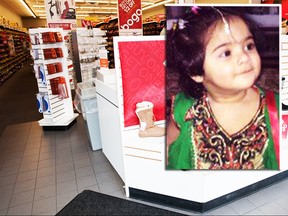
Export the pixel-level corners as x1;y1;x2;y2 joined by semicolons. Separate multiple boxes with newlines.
142;1;154;5
76;0;117;3
79;6;117;10
32;5;45;8
142;0;174;11
79;11;117;14
19;0;37;18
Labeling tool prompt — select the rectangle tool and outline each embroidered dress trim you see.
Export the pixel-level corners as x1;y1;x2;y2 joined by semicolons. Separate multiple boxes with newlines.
185;92;268;169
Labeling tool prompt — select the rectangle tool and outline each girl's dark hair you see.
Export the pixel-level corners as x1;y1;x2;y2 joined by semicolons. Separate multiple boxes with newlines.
166;6;265;99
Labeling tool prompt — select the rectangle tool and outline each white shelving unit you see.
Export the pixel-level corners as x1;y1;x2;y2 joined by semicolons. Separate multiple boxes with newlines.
29;28;78;129
71;27;107;83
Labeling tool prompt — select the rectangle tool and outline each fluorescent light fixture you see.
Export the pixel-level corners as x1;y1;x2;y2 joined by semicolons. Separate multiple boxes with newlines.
32;5;45;8
142;0;174;11
35;10;46;13
79;6;117;10
78;0;117;3
19;0;37;18
79;11;117;14
142;1;154;5
76;14;90;17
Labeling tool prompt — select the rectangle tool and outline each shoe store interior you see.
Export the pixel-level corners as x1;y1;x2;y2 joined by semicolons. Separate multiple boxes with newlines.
1;0;288;215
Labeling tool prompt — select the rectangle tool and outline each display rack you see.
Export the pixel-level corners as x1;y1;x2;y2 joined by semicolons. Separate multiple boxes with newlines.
71;27;107;83
29;28;78;130
143;20;164;35
96;18;118;69
0;25;31;86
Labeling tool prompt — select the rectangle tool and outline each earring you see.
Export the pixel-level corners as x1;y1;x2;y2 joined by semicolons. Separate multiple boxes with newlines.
190;75;203;83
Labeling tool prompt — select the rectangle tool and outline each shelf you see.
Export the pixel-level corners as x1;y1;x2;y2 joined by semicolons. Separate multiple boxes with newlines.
30;28;77;129
0;26;31;86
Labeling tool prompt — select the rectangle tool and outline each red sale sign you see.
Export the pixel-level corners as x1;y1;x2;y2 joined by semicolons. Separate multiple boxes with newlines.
118;0;143;36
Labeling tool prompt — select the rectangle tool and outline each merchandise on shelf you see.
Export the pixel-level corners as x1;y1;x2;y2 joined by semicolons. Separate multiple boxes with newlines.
71;27;107;82
96;18;118;69
29;28;78;127
0;25;31;86
143;20;165;35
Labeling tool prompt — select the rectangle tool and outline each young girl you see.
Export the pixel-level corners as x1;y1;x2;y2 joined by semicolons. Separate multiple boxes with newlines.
166;6;279;170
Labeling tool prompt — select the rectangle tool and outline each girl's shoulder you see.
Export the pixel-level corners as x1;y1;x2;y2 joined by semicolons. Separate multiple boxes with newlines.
173;92;196;109
172;92;197;123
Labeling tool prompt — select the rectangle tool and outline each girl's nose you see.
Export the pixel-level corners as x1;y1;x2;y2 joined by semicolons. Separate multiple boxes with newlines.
237;49;250;65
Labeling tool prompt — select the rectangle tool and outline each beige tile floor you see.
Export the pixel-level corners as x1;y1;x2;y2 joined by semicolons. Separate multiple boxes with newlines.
0;116;288;215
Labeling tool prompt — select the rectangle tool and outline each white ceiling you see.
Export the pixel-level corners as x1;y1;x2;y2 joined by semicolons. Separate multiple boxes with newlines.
1;0;171;22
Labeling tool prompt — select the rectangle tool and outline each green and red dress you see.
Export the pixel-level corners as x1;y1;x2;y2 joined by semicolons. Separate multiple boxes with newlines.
167;87;279;170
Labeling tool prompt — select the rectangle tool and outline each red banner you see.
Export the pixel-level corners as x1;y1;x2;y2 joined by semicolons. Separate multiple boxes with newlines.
118;0;143;35
118;39;165;127
283;0;288;20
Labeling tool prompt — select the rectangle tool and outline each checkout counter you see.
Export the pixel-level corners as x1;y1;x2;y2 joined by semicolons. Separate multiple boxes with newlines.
95;36;288;213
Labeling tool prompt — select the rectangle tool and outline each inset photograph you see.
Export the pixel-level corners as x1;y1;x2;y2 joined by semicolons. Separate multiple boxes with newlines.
165;5;280;170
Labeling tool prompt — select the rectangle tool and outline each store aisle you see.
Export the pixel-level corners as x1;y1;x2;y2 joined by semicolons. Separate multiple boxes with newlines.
0;62;42;137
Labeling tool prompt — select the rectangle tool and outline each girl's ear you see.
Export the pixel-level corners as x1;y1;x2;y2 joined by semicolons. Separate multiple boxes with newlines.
191;75;204;83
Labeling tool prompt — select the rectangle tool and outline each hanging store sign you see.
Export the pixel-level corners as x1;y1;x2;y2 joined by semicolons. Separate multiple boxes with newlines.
117;0;143;36
44;0;76;30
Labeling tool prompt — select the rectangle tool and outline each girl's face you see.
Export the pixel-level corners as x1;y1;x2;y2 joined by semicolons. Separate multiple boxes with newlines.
200;17;261;95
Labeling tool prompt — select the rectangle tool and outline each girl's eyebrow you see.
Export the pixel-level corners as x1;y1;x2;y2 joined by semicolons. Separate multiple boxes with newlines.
212;35;254;53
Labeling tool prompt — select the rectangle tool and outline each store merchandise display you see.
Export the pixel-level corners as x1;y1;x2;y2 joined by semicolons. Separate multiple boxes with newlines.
0;25;31;86
143;20;165;35
71;27;107;82
135;101;165;138
29;27;78;129
96;18;119;69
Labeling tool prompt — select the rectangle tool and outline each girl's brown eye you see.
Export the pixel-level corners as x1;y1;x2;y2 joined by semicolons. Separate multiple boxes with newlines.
220;50;231;58
246;43;255;51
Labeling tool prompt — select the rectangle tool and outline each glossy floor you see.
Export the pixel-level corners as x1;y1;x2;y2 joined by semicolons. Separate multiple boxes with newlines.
0;117;288;215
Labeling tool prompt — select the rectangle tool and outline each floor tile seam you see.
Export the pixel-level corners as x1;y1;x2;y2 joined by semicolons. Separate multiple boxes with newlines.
227;198;258;215
7;200;34;214
53;130;59;213
30;126;52;214
255;200;288;214
111;167;125;190
7;133;30;211
34;185;57;203
56;138;79;203
87;147;101;186
31;195;57;215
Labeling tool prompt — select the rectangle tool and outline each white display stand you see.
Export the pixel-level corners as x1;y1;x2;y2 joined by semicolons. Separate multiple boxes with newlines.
96;79;125;181
95;36;288;213
29;28;78;129
71;27;107;83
